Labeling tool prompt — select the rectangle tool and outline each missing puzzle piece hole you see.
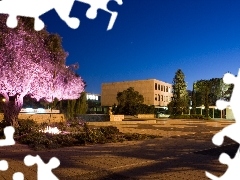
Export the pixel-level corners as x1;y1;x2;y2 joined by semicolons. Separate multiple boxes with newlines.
107;0;123;12
66;17;80;29
34;18;45;31
6;16;18;28
219;153;231;165
13;172;24;180
86;8;97;19
223;73;236;84
0;160;8;171
212;133;224;146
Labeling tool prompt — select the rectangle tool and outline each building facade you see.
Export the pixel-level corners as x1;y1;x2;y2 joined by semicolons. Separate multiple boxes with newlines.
101;79;173;108
86;93;108;114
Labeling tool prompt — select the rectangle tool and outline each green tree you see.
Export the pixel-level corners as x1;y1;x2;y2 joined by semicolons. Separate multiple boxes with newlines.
75;92;88;114
115;87;144;115
171;69;189;115
194;77;233;118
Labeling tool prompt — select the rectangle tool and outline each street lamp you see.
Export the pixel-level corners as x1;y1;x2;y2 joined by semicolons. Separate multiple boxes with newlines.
2;98;5;102
201;105;205;115
189;106;192;115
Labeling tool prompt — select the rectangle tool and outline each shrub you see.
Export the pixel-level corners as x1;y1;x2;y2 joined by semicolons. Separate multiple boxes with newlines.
16;119;39;136
16;122;160;150
190;114;205;119
123;133;158;141
169;114;205;119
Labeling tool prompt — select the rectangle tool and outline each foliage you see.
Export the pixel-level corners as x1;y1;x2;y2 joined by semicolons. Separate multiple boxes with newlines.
48;91;88;119
193;78;233;118
170;69;189;115
136;104;155;114
123;133;157;141
75;92;88;115
0;15;85;127
191;83;197;114
16;119;39;136
15;119;159;150
114;87;150;115
169;114;205;119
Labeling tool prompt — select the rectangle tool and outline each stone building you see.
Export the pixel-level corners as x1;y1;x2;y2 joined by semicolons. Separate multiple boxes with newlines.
101;79;173;108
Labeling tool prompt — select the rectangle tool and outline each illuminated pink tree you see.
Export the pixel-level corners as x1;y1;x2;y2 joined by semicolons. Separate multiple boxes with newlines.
0;15;85;127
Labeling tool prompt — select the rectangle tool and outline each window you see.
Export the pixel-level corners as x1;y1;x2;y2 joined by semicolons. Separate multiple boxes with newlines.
155;94;157;101
161;95;163;101
158;94;160;101
161;85;163;91
166;86;168;92
158;84;160;90
164;86;165;92
155;83;157;90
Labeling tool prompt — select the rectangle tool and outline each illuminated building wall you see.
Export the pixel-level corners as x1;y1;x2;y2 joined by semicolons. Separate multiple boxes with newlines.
101;79;172;107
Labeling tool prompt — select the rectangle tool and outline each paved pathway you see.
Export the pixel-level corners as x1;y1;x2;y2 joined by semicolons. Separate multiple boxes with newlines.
0;119;237;179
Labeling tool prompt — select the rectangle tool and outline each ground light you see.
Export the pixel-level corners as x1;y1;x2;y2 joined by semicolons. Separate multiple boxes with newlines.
39;126;61;134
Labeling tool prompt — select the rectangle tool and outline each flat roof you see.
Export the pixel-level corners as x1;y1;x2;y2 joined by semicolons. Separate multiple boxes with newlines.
102;79;172;85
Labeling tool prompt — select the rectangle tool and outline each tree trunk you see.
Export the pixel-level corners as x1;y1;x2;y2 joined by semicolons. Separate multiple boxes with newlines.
3;94;23;128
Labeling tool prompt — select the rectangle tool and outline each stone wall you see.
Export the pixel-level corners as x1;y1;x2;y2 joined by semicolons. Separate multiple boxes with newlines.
137;114;155;119
110;115;124;121
76;114;110;122
0;113;65;123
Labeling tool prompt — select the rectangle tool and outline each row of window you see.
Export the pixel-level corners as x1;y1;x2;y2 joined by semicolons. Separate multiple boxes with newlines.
155;94;171;102
155;83;170;92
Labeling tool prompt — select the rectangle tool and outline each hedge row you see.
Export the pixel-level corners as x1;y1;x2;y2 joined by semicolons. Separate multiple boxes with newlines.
168;114;207;119
0;119;159;150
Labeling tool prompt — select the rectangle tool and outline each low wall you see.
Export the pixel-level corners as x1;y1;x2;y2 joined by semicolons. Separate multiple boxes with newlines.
0;113;65;123
110;115;124;121
76;114;110;122
158;114;170;118
137;114;155;119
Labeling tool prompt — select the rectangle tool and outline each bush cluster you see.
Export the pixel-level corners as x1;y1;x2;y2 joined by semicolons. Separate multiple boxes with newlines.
1;119;159;151
169;114;206;119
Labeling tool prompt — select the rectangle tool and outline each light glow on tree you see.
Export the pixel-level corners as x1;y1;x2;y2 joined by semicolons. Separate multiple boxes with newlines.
0;15;85;127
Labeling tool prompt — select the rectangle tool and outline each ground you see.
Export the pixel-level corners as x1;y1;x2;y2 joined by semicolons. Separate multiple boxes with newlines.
0;119;236;179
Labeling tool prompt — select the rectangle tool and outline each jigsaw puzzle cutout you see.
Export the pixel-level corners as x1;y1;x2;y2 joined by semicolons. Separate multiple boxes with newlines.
0;0;123;31
206;69;240;179
0;126;15;146
0;126;60;179
24;155;60;180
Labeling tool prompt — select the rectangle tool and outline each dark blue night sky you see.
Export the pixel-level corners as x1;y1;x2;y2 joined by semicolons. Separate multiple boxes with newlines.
40;0;240;94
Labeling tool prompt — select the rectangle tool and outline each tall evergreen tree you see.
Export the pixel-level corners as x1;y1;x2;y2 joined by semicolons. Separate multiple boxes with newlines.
171;69;189;115
75;92;88;114
191;82;196;114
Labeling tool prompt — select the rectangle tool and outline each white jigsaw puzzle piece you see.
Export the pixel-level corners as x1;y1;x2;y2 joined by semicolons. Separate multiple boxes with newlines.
206;69;240;179
0;160;8;171
0;126;15;146
0;0;123;31
206;147;240;179
0;0;80;31
77;0;123;30
13;172;24;180
24;155;60;180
